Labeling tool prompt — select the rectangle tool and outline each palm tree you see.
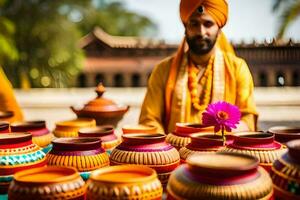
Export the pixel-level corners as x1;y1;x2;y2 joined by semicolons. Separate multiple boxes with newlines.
272;0;300;39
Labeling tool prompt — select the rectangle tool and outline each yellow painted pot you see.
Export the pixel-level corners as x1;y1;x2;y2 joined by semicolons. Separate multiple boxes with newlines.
47;137;109;180
122;124;157;134
53;118;96;137
167;153;274;200
87;165;162;200
8;166;86;200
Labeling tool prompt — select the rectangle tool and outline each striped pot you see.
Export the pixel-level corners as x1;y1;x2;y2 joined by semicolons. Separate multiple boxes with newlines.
47;137;109;180
0;133;46;194
222;132;286;172
110;133;180;186
87;165;162;200
8;166;86;200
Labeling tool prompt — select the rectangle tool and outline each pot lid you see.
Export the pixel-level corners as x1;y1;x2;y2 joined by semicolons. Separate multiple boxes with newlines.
78;83;127;112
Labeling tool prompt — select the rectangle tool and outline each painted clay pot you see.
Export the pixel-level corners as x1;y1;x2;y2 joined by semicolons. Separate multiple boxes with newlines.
47;137;109;180
223;132;286;171
270;139;300;199
166;123;214;150
78;125;121;155
71;83;129;127
8;166;86;200
179;133;225;163
0;111;14;122
0;122;9;133
10;121;53;150
53;118;96;137
268;126;300;144
122;124;157;134
110;133;180;186
0;133;47;194
87;165;163;200
167;152;274;200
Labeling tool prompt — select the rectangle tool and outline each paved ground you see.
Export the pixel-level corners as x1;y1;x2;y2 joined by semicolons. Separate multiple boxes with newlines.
15;87;300;132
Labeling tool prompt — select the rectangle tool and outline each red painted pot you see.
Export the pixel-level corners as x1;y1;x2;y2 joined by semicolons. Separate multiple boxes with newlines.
268;126;300;144
166;123;214;150
78;125;120;155
167;152;274;200
47;137;109;178
0;122;9;133
179;133;225;163
0;133;47;194
223;132;286;171
270;139;300;199
10;121;53;148
110;133;180;186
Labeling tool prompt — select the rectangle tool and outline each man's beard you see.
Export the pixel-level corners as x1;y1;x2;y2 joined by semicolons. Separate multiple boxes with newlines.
186;34;217;55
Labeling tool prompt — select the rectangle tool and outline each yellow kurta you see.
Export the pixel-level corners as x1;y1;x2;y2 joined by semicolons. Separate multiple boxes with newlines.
0;67;23;122
139;51;258;134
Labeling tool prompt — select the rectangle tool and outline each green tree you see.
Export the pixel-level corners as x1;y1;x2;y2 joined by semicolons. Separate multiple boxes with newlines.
272;0;300;39
0;0;156;88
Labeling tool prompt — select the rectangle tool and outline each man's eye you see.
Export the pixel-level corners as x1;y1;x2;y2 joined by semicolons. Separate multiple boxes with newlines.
204;21;213;27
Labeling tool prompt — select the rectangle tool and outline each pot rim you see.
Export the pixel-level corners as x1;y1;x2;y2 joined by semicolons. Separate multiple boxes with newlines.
90;165;157;184
0;132;32;145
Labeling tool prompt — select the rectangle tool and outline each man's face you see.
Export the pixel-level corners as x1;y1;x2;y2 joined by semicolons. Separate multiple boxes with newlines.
185;10;220;55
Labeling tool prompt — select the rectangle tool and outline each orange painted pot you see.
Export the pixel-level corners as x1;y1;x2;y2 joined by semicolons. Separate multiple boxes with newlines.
122;124;157;134
166;123;214;150
268;126;300;144
47;137;109;180
0;133;47;194
179;133;225;163
78;125;121;155
53;118;96;137
0;122;9;133
10;121;53;148
270;139;300;199
110;133;180;186
86;165;163;200
8;166;86;200
223;132;286;172
167;153;274;200
0;111;14;123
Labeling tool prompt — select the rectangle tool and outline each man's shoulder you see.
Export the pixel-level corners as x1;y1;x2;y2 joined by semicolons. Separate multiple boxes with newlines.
223;51;248;68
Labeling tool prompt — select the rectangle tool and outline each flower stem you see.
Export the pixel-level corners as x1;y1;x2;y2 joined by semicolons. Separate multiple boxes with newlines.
222;126;226;146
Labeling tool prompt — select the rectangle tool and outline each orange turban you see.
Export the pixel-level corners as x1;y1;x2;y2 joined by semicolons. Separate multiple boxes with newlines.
180;0;228;28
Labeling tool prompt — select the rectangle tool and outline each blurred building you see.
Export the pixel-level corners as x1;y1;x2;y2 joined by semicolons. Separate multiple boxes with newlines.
78;27;300;87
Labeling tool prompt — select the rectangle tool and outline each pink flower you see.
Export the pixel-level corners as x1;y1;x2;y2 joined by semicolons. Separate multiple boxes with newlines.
202;101;241;133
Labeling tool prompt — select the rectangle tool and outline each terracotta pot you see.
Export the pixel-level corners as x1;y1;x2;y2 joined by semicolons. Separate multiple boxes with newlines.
110;133;180;186
87;165;163;200
10;120;53;148
71;83;129;127
53;118;96;137
47;137;109;180
0;111;14;122
122;124;157;134
268;126;300;144
8;166;86;200
223;132;286;171
0;122;9;133
166;123;214;150
78;125;120;155
167;152;274;200
0;133;47;194
179;133;225;163
270;139;300;199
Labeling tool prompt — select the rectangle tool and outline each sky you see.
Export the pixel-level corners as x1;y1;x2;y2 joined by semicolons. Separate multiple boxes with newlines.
123;0;300;44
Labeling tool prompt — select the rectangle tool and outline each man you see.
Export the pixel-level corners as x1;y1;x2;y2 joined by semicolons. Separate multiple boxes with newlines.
0;66;23;122
139;0;258;134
